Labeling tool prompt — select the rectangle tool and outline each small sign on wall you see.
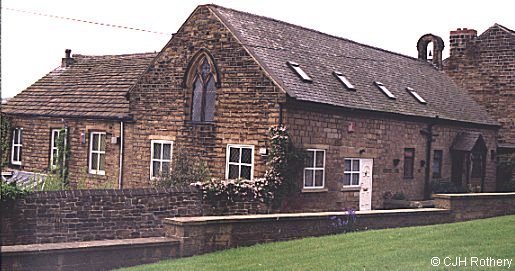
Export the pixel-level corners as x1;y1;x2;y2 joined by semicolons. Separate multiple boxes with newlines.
348;121;355;133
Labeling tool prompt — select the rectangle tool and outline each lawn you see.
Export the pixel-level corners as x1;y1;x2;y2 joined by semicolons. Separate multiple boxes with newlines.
119;215;515;271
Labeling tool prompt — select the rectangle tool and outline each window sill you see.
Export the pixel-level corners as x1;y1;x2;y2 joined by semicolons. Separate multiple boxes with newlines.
301;188;328;193
185;121;215;126
341;186;360;192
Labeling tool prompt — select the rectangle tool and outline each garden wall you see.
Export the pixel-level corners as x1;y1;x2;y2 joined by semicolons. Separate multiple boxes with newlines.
0;187;266;246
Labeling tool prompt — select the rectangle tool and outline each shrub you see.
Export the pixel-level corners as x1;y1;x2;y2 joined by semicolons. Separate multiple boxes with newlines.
431;179;470;194
157;148;211;187
0;182;28;201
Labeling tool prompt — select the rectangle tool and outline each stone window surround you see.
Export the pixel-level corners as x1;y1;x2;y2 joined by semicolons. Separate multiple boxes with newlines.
11;128;23;165
49;129;61;169
303;149;326;189
88;131;106;175
150;140;174;180
343;158;361;187
225;144;254;180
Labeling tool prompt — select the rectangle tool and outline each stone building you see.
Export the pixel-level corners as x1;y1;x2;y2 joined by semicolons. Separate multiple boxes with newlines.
2;5;499;211
443;24;515;184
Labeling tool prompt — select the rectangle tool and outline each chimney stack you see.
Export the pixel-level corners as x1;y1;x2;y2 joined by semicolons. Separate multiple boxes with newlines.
61;49;74;67
449;28;477;57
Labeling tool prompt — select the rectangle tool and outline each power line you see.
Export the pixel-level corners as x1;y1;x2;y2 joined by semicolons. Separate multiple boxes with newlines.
3;6;427;65
3;7;173;36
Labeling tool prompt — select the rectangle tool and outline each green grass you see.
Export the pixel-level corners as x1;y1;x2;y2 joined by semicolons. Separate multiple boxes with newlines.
119;215;515;271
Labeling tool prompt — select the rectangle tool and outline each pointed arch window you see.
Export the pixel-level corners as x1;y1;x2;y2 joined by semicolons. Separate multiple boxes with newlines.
190;56;217;122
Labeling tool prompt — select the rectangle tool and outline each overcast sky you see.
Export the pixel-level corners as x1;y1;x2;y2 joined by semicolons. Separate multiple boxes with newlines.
2;0;514;98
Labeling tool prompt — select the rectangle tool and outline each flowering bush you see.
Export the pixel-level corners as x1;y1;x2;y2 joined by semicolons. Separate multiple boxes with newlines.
193;125;301;205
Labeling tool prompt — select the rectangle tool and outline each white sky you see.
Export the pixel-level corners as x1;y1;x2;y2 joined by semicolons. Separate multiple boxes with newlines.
2;0;514;98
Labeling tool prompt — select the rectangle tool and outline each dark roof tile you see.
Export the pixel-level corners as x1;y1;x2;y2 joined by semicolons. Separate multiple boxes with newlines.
3;52;156;119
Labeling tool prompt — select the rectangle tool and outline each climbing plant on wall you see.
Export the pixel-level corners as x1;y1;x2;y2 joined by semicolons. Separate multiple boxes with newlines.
0;114;12;168
194;125;304;206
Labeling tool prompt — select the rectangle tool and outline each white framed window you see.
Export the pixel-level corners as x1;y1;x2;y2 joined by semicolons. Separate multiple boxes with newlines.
89;132;106;175
50;129;61;169
343;158;360;186
226;144;254;180
303;149;325;188
150;140;173;179
11;128;23;165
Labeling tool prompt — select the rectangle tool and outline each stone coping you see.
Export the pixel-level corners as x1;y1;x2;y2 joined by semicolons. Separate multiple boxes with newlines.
1;237;179;254
165;208;450;225
433;192;515;199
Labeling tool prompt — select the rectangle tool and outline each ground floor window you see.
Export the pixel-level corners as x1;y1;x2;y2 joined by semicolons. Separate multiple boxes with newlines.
303;149;325;188
11;128;23;165
432;150;443;178
343;158;360;186
403;148;415;179
150;140;173;179
50;129;61;169
89;132;106;175
226;144;254;180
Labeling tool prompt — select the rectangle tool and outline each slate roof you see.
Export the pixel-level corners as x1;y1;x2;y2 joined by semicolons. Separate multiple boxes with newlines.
3;53;157;119
209;5;498;126
451;132;485;152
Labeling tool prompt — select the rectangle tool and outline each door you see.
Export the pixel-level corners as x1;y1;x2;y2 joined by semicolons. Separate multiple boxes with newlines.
359;159;373;211
451;152;464;186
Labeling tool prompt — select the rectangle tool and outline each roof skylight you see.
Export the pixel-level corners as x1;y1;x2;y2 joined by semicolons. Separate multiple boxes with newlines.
333;71;356;91
406;87;427;104
287;61;312;82
374;82;396;100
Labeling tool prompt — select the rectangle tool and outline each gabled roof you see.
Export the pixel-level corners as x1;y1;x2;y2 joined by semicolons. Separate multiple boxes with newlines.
3;53;157;119
208;5;498;126
451;132;485;152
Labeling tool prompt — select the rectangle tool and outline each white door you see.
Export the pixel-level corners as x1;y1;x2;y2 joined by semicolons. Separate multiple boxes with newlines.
359;159;373;211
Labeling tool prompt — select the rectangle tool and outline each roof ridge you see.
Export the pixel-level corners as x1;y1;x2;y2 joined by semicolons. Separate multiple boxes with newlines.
493;23;515;35
73;52;158;58
206;4;421;62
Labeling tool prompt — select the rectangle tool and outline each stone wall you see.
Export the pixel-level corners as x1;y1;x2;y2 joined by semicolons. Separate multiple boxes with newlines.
165;192;515;257
281;101;498;211
0;187;269;246
0;187;201;246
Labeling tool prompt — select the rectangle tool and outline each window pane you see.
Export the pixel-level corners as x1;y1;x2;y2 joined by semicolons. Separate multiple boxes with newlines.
13;130;19;144
91;153;99;171
204;77;216;122
153;143;161;159
52;149;59;166
315;170;324;187
240;165;251;180
404;149;414;178
13;146;19;161
192;77;203;122
344;159;351;171
52;131;59;147
304;169;314;187
162;162;170;176
305;151;314;167
228;165;239;179
100;134;106;152
162;144;171;160
19;146;22;161
352;159;360;171
19;130;22;144
99;153;105;171
343;173;351;185
229;147;240;163
152;161;160;177
352;173;359;185
315;151;324;168
92;134;99;151
241;148;252;164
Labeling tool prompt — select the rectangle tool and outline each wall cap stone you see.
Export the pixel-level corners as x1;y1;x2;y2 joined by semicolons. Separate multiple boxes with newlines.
433;192;515;199
164;208;450;226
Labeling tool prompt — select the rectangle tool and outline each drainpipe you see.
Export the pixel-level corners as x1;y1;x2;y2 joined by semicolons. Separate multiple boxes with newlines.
118;121;124;189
